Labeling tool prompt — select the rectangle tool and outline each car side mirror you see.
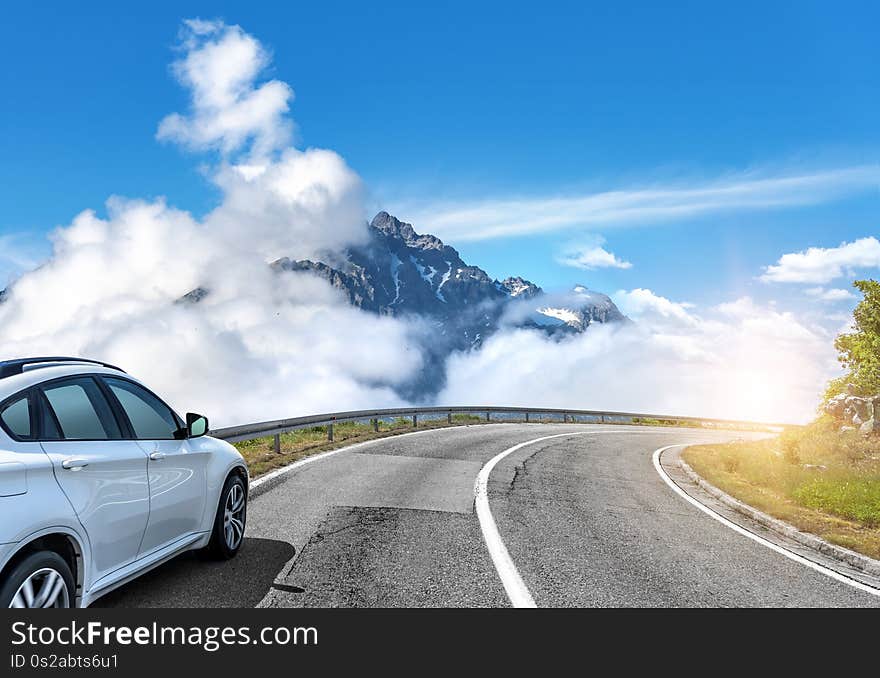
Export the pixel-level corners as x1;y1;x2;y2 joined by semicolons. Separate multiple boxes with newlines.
186;413;209;438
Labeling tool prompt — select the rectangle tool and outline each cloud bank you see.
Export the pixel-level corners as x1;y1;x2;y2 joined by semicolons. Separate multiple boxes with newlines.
0;20;422;425
439;289;837;424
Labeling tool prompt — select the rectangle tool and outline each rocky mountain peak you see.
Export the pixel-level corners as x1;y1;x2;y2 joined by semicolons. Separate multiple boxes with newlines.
152;211;628;399
370;211;447;252
371;211;412;238
500;276;542;299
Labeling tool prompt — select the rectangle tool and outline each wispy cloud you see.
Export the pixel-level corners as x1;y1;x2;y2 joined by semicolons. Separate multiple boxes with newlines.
760;236;880;284
804;287;857;302
395;166;880;242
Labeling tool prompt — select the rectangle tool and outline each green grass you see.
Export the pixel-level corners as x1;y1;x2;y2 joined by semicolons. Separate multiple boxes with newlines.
793;478;880;526
683;417;880;558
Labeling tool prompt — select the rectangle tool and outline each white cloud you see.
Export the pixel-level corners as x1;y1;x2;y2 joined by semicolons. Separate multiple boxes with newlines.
394;166;880;242
0;200;418;428
0;21;418;426
440;290;838;424
207;148;368;261
157;20;293;159
613;288;697;326
804;287;857;302
558;239;632;270
760;237;880;284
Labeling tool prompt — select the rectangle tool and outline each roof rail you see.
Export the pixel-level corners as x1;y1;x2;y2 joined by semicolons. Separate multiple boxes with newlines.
0;357;126;380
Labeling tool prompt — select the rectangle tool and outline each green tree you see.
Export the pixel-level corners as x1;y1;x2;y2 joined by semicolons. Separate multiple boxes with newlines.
826;279;880;399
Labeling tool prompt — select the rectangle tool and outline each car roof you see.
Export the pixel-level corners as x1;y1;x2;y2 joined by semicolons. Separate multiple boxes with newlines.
0;363;138;401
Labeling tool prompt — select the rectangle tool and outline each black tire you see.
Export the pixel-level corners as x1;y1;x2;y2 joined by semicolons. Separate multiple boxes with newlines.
206;473;247;559
0;550;74;608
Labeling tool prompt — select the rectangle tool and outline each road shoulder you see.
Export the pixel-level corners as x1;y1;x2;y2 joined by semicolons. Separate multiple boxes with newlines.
659;445;880;591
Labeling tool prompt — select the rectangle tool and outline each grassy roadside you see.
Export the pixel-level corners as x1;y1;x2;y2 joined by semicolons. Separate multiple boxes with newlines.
682;419;880;559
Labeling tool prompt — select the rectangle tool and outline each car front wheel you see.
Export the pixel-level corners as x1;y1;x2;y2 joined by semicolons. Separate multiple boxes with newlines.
1;551;74;608
207;473;247;559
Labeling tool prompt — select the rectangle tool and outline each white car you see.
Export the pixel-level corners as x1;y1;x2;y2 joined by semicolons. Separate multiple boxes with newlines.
0;357;249;608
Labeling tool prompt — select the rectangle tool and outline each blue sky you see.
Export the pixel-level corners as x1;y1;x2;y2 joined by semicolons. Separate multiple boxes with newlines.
1;0;878;312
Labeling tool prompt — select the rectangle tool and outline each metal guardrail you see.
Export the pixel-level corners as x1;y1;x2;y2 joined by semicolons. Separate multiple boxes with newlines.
211;405;796;452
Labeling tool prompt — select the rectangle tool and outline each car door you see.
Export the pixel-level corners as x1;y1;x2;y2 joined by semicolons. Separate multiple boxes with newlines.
37;376;150;584
100;376;208;556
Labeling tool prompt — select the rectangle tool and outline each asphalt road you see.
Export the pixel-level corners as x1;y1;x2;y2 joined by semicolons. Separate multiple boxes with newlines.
96;423;880;608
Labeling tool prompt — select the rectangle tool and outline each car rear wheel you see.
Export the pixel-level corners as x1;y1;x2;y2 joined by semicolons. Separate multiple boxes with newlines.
1;551;74;608
206;473;247;559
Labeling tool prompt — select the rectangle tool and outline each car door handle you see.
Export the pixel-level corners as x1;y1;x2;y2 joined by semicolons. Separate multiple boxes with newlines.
61;458;89;470
149;451;166;461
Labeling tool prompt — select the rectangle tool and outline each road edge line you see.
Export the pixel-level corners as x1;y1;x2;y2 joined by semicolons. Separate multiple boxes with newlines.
653;444;880;598
678;454;880;579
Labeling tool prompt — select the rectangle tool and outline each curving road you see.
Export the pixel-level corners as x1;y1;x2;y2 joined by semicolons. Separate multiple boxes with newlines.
96;424;880;608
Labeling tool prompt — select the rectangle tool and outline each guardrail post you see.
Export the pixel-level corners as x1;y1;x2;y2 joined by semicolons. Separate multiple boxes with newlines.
525;412;529;423
447;412;452;424
273;434;281;454
372;418;379;432
412;414;418;428
327;423;334;442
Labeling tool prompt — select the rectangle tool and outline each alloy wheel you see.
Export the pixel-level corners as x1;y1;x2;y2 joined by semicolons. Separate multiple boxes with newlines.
9;568;70;608
223;483;245;550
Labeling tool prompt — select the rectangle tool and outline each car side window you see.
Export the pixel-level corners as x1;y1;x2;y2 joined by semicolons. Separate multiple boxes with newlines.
0;395;32;440
103;377;180;440
41;378;121;440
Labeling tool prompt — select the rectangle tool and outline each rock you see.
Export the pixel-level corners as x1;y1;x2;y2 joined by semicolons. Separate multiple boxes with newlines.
825;387;880;434
860;417;880;436
846;395;873;422
824;393;848;419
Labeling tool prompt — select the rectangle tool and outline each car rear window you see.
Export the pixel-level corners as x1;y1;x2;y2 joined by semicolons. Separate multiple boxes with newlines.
0;396;31;439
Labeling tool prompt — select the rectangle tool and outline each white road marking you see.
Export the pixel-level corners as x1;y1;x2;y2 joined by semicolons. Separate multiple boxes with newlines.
653;444;880;598
475;429;656;608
